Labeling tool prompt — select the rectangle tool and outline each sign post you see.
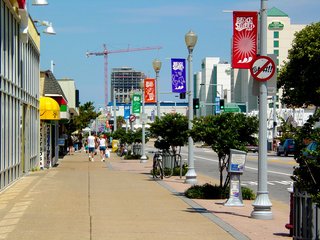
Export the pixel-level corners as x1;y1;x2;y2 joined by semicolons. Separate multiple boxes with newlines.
251;0;273;220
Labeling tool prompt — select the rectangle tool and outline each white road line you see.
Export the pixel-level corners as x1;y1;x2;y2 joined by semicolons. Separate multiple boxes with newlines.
180;153;293;177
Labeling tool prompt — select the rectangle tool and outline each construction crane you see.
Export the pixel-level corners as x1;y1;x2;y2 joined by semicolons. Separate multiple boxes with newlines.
86;44;162;110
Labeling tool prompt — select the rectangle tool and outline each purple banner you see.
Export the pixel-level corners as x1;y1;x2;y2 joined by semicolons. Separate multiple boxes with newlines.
171;58;186;93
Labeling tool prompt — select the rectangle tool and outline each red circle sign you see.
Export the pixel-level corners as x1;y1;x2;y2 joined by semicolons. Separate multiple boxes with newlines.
250;56;276;82
129;114;136;122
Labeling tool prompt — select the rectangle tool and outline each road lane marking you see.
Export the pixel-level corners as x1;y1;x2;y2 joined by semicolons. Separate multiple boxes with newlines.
182;154;294;177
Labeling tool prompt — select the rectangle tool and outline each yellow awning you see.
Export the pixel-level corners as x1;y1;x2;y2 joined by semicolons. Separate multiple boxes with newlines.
40;97;60;120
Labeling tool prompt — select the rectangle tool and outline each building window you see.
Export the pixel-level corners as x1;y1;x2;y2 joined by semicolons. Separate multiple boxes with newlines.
274;31;279;39
274;50;279;56
274;40;279;48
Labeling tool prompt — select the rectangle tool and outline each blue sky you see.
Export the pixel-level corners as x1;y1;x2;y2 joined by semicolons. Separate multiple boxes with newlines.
30;0;320;108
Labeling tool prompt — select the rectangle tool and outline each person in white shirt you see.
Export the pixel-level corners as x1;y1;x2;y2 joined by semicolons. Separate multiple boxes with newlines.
99;134;107;162
87;132;96;161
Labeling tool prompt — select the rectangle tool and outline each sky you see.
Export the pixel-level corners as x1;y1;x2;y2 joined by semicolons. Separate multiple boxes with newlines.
30;0;320;109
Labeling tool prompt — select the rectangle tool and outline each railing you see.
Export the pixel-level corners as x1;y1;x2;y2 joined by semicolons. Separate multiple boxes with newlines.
293;187;320;240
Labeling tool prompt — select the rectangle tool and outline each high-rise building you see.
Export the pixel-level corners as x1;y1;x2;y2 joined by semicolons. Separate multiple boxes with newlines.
197;57;231;116
110;67;146;103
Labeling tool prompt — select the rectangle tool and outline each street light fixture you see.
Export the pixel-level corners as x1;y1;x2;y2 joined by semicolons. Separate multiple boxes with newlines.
185;30;198;184
34;20;56;35
152;59;162;118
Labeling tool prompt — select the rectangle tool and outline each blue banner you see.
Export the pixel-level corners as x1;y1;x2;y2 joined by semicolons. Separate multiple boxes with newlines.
215;97;220;114
124;105;130;120
171;58;186;93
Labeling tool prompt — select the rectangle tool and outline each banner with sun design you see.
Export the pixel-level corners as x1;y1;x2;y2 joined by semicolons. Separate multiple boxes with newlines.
232;11;258;69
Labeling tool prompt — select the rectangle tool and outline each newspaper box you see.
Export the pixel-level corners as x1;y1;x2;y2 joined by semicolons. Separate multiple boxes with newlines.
225;149;247;207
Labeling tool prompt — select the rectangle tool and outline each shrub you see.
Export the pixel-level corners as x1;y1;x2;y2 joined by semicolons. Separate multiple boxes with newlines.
185;183;228;199
184;183;255;200
241;187;256;200
124;154;142;160
172;164;188;176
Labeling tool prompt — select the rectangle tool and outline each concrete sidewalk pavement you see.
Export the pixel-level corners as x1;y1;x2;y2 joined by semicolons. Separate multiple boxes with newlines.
0;151;292;240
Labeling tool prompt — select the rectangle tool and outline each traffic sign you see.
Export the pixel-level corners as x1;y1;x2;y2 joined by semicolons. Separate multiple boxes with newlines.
250;56;275;82
129;114;136;122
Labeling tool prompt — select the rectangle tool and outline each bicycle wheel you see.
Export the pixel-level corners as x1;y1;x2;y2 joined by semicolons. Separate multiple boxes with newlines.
152;156;162;179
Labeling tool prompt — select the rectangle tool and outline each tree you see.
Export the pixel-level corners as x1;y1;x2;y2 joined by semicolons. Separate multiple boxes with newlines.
190;113;259;188
149;113;188;154
277;116;297;142
278;22;320;107
292;109;320;205
65;101;100;134
116;116;126;130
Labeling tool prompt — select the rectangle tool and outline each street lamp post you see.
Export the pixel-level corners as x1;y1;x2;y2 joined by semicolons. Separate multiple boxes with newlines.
152;59;162;118
113;89;117;132
251;0;273;219
140;81;147;162
185;30;198;184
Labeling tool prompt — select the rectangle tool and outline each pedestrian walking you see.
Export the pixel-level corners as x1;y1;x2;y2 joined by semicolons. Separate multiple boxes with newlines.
67;135;74;155
87;132;96;161
99;134;107;161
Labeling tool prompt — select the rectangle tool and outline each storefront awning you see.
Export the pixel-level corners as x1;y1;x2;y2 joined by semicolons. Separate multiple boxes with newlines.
40;97;60;120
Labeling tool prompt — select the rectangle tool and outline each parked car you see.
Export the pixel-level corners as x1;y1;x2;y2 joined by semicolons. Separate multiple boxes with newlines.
277;139;295;156
245;145;259;153
302;141;318;159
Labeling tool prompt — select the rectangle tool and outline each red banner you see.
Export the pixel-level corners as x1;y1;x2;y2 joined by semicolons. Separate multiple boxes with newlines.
144;78;156;103
232;11;258;69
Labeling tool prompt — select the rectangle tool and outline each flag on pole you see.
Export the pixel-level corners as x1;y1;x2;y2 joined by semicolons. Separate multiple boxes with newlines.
144;78;156;103
171;58;186;93
232;11;258;69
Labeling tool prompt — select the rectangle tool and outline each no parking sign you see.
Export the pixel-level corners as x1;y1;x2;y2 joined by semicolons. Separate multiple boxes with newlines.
250;56;276;82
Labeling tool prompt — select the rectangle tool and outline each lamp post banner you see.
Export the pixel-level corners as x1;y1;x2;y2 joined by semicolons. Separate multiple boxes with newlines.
144;78;156;103
132;94;141;114
232;11;258;69
124;105;130;119
171;58;186;93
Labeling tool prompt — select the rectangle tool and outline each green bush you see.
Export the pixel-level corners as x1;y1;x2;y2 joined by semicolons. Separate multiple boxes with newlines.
241;187;256;200
124;154;142;160
185;183;228;199
172;164;188;176
184;183;255;200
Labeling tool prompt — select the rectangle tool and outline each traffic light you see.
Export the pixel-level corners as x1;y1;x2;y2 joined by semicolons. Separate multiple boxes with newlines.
220;99;225;110
179;92;186;99
193;98;200;109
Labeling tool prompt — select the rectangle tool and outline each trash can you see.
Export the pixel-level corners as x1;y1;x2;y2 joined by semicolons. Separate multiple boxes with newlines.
112;140;119;153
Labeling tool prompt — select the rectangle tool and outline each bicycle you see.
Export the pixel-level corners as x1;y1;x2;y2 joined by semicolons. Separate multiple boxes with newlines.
151;150;163;179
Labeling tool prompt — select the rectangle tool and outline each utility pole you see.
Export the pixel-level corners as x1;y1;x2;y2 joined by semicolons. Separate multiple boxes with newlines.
251;0;273;220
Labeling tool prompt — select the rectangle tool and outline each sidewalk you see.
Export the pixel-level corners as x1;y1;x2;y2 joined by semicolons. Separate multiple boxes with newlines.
0;151;291;240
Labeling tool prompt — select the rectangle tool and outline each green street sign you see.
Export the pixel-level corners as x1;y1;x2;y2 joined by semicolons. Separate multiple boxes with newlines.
268;21;284;30
132;93;141;114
